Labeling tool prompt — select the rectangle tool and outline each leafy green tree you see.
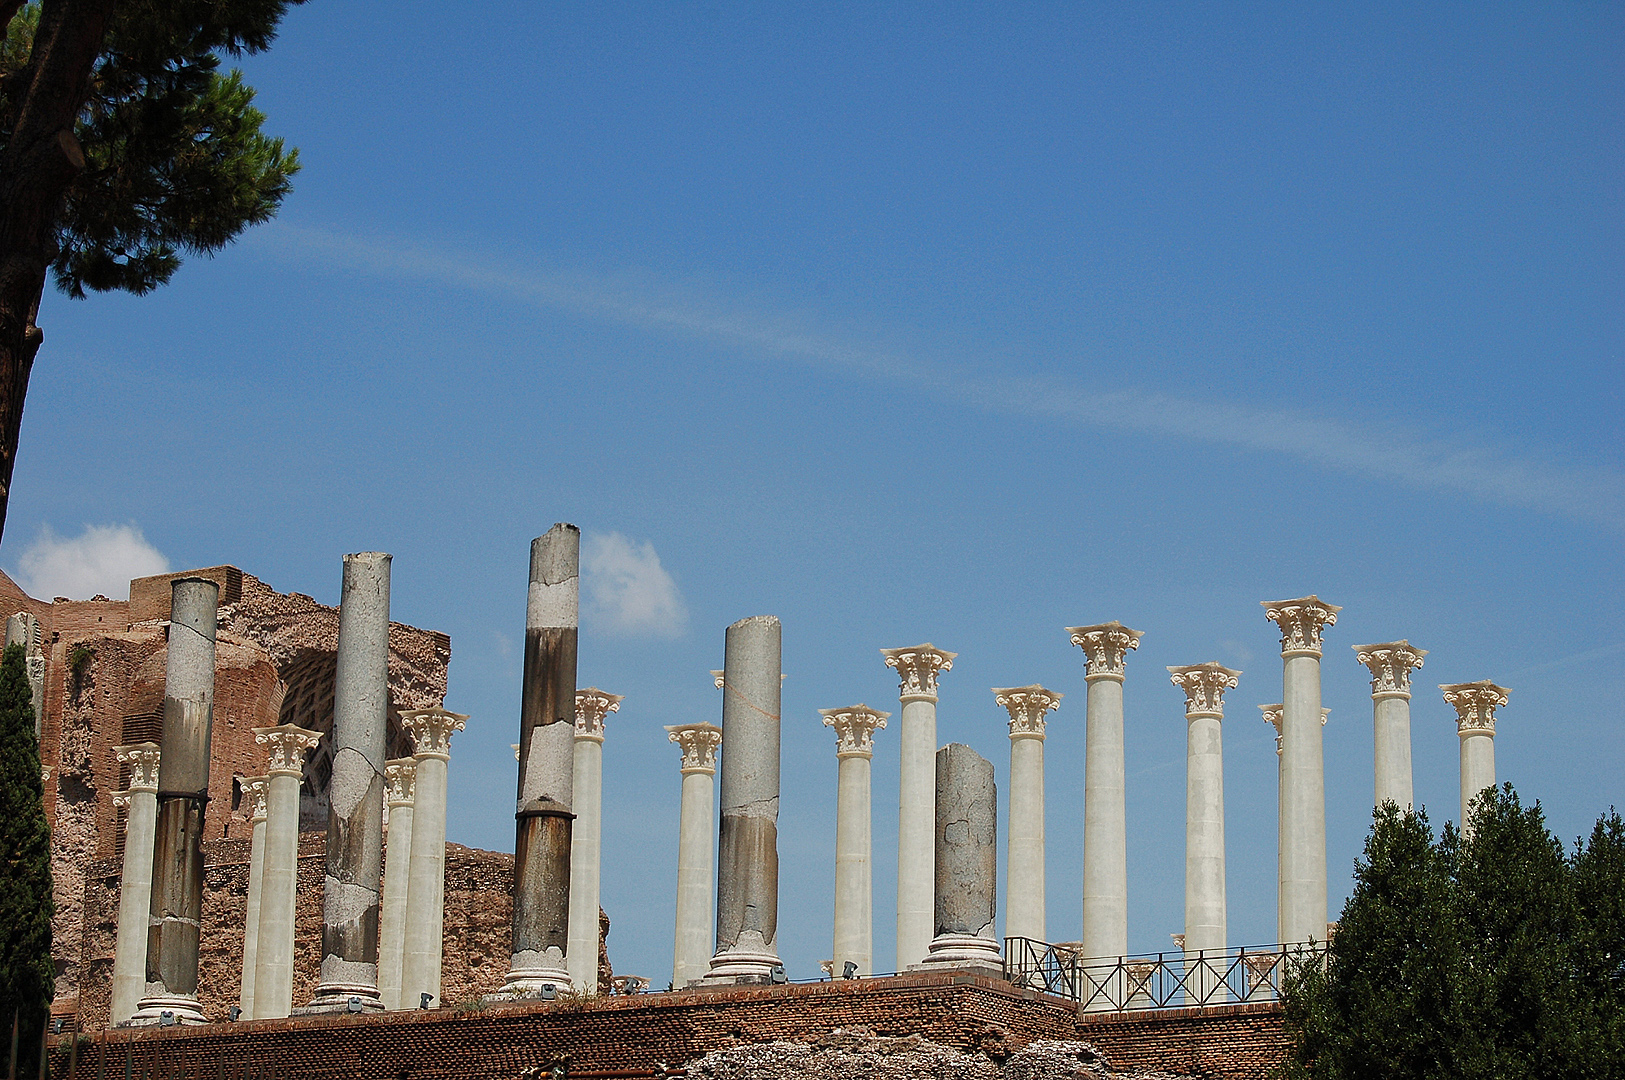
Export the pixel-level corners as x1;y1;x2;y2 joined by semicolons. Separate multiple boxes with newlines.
0;643;51;1078
0;0;304;542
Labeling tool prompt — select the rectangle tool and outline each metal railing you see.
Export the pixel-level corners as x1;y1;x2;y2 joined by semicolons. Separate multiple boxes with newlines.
1003;938;1327;1012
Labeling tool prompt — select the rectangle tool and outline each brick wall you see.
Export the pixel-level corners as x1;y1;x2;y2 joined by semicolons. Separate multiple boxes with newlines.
1076;1002;1291;1079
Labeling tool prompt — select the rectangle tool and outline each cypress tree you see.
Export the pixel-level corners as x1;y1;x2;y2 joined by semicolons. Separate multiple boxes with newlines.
0;642;52;1078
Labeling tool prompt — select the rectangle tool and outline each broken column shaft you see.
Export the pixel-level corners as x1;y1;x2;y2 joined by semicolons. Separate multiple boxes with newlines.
919;743;1000;973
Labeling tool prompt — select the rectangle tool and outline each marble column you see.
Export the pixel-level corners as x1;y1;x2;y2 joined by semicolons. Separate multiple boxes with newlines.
237;775;271;1018
705;615;783;983
1169;663;1239;999
1262;596;1339;946
917;743;1000;973
880;643;956;971
1354;642;1427;811
1261;704;1326;944
108;743;160;1025
1067;622;1142;963
568;688;622;994
250;724;321;1018
305;552;392;1012
666;723;722;987
1441;681;1509;838
377;759;416;1010
497;525;579;998
132;577;219;1025
400;707;467;1009
993;685;1061;944
820;704;889;978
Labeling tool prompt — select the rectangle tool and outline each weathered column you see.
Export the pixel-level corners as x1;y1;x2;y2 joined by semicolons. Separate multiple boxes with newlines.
237;775;270;1018
881;643;956;971
1169;663;1238;1000
821;704;889;978
304;552;392;1012
108;743;160;1024
993;685;1061;944
250;724;321;1018
666;723;722;987
917;743;1000;974
496;525;580;997
567;689;622;993
705;615;784;983
400;707;467;1009
1441;681;1509;838
1262;596;1339;946
1067;622;1142;963
1354;642;1427;811
131;578;219;1025
1261;704;1326;943
377;759;416;1010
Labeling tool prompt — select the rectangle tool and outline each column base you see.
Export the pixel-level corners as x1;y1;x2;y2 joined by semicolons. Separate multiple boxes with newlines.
124;993;208;1027
295;983;385;1015
700;946;781;985
484;948;572;1002
908;933;1004;978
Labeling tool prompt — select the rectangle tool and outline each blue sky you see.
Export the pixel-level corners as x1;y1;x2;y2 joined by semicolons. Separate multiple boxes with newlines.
4;3;1621;988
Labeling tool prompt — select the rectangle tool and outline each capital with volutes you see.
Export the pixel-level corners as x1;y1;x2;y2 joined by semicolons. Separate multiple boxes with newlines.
1260;703;1327;755
113;742;161;791
881;643;957;702
1261;596;1341;657
401;706;469;760
820;704;890;758
666;723;722;775
574;688;624;742
384;759;417;805
1440;680;1509;737
1168;663;1241;718
1067;621;1143;682
240;774;270;822
253;724;323;776
1353;641;1427;699
992;684;1062;740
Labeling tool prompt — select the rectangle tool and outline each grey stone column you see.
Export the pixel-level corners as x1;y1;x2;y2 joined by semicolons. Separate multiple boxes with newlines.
1169;663;1239;1000
917;743;1000;974
305;552;392;1012
237;775;270;1018
495;525;580;997
377;759;416;1010
400;707;467;1010
131;577;219;1026
249;724;322;1019
1441;681;1509;838
821;705;888;978
568;689;622;994
109;743;160;1024
667;723;722;987
993;686;1061;945
704;615;783;983
1354;642;1427;811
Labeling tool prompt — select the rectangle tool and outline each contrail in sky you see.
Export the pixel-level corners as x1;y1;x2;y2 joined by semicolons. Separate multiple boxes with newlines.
261;224;1625;530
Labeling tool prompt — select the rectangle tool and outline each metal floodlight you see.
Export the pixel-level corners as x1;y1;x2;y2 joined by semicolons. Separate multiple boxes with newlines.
769;964;787;984
419;993;433;1010
842;962;858;980
346;997;362;1013
158;1012;176;1028
228;1007;242;1022
539;984;557;1001
50;1020;62;1035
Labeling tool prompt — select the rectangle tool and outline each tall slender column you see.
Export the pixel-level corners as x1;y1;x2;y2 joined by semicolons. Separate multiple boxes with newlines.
1262;596;1339;945
666;723;721;987
821;705;888;978
377;759;416;1010
1068;622;1142;963
881;643;956;971
1354;642;1427;811
993;685;1061;944
1441;681;1509;838
400;707;467;1009
704;615;784;983
1260;705;1285;943
237;775;270;1017
1169;663;1239;999
132;578;219;1025
917;743;1000;973
108;743;160;1024
567;689;622;993
496;525;580;998
250;724;321;1018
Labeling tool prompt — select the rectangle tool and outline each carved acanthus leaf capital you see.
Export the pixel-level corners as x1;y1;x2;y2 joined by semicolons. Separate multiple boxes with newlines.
113;742;161;791
1440;681;1509;736
1260;704;1326;755
111;791;132;812
666;723;722;774
1261;596;1341;656
881;643;957;701
1167;663;1241;718
401;706;469;760
819;704;890;758
711;669;725;689
240;774;270;821
992;685;1062;739
1067;622;1143;681
385;758;417;804
574;688;624;741
1353;641;1427;698
253;724;323;775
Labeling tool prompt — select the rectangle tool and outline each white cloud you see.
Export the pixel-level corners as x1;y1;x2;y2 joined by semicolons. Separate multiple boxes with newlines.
581;532;688;639
11;523;170;601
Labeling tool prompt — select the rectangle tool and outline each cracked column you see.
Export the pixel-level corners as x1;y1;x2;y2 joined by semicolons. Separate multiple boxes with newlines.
666;723;722;987
881;643;956;971
1169;663;1239;1000
994;685;1061;944
1354;642;1427;811
918;743;1000;974
131;578;219;1025
377;759;416;1010
400;707;467;1009
1262;596;1340;945
821;704;888;978
1441;681;1509;838
1068;622;1142;963
237;775;270;1018
568;688;622;993
249;724;320;1018
304;552;392;1012
705;615;783;983
496;525;580;997
108;743;160;1024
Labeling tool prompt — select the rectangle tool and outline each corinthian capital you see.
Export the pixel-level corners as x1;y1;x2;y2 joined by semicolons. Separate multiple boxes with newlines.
819;704;890;759
401;706;469;760
1440;681;1509;736
666;723;722;774
1067;621;1143;682
881;643;957;701
1261;596;1341;657
1353;641;1427;699
1260;703;1327;755
240;774;270;822
574;688;624;742
253;724;323;775
992;685;1062;740
1167;663;1241;718
114;742;161;791
385;759;417;805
